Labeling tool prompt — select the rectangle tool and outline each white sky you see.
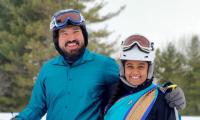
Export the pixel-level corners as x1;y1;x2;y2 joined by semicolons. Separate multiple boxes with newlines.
100;0;200;50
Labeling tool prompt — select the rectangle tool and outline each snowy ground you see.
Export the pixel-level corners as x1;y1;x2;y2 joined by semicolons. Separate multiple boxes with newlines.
0;113;199;120
0;113;46;120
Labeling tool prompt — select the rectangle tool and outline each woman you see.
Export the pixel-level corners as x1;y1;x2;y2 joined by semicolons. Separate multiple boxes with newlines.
104;34;180;120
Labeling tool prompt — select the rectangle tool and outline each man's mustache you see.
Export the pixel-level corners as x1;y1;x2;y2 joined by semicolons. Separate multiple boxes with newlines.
65;40;79;47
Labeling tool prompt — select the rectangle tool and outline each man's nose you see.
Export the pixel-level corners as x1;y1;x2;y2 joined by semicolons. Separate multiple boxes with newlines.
67;33;75;41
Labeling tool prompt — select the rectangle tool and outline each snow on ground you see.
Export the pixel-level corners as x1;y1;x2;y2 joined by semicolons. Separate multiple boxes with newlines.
0;113;46;120
0;113;199;120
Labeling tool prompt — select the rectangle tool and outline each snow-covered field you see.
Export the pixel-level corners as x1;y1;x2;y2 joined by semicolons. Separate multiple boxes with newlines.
0;113;46;120
0;113;199;120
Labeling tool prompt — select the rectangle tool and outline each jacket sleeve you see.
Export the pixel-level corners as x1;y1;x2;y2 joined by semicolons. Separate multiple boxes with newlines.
16;65;47;120
100;58;120;118
103;58;120;102
103;58;120;85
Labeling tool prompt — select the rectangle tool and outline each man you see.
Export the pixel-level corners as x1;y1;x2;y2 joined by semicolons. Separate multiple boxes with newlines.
16;9;185;120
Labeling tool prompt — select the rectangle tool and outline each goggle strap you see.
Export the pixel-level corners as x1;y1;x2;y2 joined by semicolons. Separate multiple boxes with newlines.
50;17;56;30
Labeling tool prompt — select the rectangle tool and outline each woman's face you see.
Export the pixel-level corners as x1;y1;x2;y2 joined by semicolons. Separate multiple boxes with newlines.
124;60;148;86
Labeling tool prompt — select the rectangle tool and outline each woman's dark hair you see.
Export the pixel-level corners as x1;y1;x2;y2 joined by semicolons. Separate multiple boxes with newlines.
104;81;127;113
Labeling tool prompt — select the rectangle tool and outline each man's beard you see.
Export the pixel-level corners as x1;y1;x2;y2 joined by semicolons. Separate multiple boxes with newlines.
63;40;85;63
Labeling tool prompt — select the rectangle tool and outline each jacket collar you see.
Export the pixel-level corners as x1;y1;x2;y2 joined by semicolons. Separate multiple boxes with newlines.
52;48;94;66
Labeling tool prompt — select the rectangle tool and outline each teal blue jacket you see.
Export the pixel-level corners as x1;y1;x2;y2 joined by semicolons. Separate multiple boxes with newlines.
104;84;158;120
17;49;119;120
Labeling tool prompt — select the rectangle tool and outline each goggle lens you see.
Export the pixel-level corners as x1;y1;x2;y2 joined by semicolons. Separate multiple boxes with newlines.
56;12;82;24
50;10;84;30
122;35;151;53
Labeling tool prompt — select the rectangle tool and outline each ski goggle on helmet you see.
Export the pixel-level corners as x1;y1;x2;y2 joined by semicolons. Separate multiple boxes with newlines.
50;9;85;31
120;34;155;62
122;34;152;53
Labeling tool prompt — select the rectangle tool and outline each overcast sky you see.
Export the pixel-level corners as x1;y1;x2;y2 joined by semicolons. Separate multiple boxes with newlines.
100;0;200;50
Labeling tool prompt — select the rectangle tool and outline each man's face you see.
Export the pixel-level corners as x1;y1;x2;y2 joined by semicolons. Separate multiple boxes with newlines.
58;25;85;57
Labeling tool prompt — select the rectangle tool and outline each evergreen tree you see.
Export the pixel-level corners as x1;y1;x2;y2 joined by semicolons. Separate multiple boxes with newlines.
155;36;200;115
0;0;124;111
155;43;185;85
182;36;200;115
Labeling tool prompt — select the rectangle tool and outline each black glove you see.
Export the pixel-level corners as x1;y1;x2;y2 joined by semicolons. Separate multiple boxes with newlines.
162;82;186;110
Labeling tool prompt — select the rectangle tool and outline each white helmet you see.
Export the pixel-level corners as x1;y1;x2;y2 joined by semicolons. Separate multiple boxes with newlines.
119;34;155;88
